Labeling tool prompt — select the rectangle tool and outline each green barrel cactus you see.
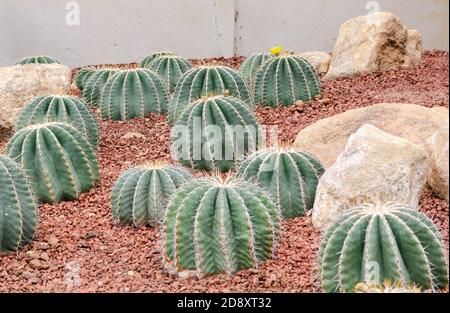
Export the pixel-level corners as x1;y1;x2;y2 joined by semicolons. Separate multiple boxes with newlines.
237;148;324;218
75;66;97;90
82;68;119;106
254;55;321;106
144;55;193;93
141;51;176;68
172;95;260;172
15;95;99;149
100;68;170;120
168;66;252;124
239;53;274;88
319;203;449;293
111;163;192;227
15;55;60;65
0;155;38;252
5;122;100;204
162;176;281;277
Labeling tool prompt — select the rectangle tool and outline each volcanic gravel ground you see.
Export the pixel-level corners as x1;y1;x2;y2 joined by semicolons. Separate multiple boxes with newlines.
0;51;448;292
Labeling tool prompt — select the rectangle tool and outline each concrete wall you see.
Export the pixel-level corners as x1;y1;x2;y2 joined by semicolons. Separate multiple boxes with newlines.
0;0;448;67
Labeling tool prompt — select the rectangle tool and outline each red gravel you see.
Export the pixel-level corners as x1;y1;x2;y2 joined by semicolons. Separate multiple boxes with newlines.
0;51;448;292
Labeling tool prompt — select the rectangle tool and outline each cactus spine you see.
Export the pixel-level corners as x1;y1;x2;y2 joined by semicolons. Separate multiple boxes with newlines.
5;122;100;203
111;163;192;227
0;155;38;252
82;68;119;106
141;51;176;68
100;68;169;120
15;95;99;149
15;55;60;65
144;55;193;93
75;66;96;90
319;203;448;292
239;53;274;89
254;55;321;106
168;66;252;124
162;176;281;277
172;95;260;172
238;148;324;218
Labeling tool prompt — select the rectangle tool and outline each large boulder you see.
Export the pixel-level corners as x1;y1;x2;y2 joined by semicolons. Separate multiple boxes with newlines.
293;103;448;168
297;51;331;75
0;64;71;132
326;12;423;78
426;125;449;201
312;124;429;230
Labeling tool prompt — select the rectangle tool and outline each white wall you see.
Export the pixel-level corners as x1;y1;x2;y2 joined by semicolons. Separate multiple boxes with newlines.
0;0;448;67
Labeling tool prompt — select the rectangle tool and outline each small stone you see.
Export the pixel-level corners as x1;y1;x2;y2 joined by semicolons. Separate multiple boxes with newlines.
47;236;60;249
121;132;145;140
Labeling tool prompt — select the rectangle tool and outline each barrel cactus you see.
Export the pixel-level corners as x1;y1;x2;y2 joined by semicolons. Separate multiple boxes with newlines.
15;55;60;65
5;122;100;203
75;66;97;90
254;55;321;106
144;55;193;93
15;95;99;149
171;95;260;172
162;176;281;277
100;68;169;120
319;203;448;293
239;53;274;88
168;66;252;124
238;148;324;218
0;155;38;252
82;68;119;106
111;163;192;227
140;51;176;68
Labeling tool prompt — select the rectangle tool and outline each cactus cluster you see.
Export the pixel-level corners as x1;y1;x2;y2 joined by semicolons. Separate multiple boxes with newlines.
172;95;260;172
239;53;274;88
111;163;192;226
15;55;60;65
319;203;448;293
75;66;97;90
0;155;38;252
162;176;281;277
82;68;119;106
15;95;99;149
5;122;100;203
168;66;252;124
254;55;321;106
141;51;176;68
144;55;193;93
238;148;324;218
100;68;169;120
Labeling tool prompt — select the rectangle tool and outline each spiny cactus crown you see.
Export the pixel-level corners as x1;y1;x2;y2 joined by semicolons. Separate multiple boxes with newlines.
0;155;38;252
171;94;261;172
111;163;192;227
254;55;321;106
140;51;176;68
15;95;99;149
15;55;60;65
239;53;274;89
162;175;281;277
238;147;324;218
100;68;170;120
75;66;97;91
82;68;120;106
319;203;448;293
168;65;253;124
5;122;100;204
144;55;193;93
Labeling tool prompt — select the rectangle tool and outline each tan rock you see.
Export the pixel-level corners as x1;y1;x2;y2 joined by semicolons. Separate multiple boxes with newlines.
297;51;331;75
121;132;146;139
426;125;449;201
0;64;71;131
312;124;429;230
326;12;422;78
293;103;448;168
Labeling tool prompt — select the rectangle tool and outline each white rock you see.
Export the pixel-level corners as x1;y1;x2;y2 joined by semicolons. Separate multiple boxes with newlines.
426;125;449;201
312;124;429;230
0;64;71;131
326;12;423;78
297;51;331;75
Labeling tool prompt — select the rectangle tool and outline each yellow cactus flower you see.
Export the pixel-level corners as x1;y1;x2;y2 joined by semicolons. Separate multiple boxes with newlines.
270;45;283;56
